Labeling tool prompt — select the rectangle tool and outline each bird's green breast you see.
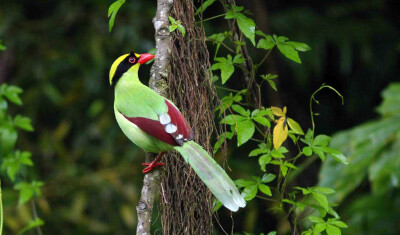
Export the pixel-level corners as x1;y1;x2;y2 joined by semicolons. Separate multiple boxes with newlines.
113;70;173;153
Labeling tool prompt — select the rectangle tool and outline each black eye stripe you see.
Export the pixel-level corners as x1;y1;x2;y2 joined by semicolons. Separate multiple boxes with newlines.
111;54;139;86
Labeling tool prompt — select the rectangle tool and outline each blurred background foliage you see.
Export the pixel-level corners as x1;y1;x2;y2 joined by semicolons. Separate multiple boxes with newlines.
0;0;399;234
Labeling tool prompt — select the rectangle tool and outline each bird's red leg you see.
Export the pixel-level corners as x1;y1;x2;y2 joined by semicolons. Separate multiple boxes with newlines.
142;152;166;174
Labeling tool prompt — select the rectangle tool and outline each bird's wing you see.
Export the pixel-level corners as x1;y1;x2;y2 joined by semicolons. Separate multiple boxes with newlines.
120;99;193;146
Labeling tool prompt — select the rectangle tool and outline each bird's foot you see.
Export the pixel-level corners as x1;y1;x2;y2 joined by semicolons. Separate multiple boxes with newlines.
142;162;165;174
142;152;166;174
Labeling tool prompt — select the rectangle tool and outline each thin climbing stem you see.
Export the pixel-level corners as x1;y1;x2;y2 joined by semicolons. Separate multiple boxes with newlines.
215;85;240;93
256;47;275;68
310;85;343;132
198;13;226;23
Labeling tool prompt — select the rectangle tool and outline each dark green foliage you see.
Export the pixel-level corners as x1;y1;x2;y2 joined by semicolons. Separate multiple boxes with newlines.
319;83;400;234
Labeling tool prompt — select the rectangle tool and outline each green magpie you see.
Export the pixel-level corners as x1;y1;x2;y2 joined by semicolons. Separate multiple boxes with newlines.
109;52;245;211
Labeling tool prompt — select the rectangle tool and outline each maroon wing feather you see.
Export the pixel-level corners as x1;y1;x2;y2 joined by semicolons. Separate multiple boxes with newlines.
122;116;178;146
164;100;193;142
121;99;193;146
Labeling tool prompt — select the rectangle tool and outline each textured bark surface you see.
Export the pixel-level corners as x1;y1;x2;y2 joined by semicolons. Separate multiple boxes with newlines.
136;0;173;234
160;0;218;234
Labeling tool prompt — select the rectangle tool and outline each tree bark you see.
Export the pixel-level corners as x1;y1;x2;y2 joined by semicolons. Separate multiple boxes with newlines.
136;0;173;234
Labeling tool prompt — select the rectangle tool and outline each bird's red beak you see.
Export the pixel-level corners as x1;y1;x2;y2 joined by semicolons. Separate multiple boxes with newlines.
138;53;155;65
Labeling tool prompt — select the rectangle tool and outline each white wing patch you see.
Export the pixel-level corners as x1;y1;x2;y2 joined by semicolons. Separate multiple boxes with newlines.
159;113;171;125
158;111;192;145
165;123;177;133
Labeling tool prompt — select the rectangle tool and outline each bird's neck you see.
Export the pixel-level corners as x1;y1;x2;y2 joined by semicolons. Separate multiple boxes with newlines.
114;69;144;98
117;69;141;85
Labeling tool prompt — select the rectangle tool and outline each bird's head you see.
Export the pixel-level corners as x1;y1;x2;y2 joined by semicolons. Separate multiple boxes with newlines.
109;52;155;86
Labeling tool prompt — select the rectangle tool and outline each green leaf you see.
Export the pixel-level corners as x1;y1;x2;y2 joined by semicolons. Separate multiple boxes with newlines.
275;35;288;42
285;41;311;52
319;147;349;164
177;24;186;37
13;115;34;131
259;154;271;172
303;146;313;156
257;39;275;50
18;218;44;235
208;32;232;56
220;114;246;125
258;184;272;196
314;223;327;234
376;83;400;116
0;40;6;51
314;186;335;194
2;151;33;181
287;118;304;135
14;181;44;205
313;147;326;161
253;116;270;127
236;14;256;45
284;161;297;169
195;0;216;15
267;80;277;91
242;184;258;201
261;173;276;183
0;126;18;156
212;55;235;84
309;216;325;223
213;131;234;154
312;192;329;211
313;135;331;147
326;224;341;235
294;186;311;195
225;5;255;45
249;147;268;157
271;149;285;159
280;165;288;177
108;0;125;32
236;120;255;146
329;221;348;228
233;54;245;64
304;129;314;144
235;179;255;188
232;104;249;117
4;85;23;105
277;44;301;63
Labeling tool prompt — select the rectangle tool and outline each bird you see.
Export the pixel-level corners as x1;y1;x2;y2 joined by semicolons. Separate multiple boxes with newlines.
109;52;246;212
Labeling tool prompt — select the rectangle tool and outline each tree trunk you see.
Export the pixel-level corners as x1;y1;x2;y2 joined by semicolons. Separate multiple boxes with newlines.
136;0;217;234
161;0;217;234
136;0;173;234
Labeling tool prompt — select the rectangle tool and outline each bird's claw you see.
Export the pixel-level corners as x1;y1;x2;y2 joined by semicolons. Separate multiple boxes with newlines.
142;162;165;174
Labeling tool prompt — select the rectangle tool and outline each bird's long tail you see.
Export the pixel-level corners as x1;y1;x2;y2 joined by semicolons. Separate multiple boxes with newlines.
174;141;246;212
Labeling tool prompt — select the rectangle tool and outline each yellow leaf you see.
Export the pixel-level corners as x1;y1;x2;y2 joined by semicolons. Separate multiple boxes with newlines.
271;106;284;117
273;117;288;150
283;106;287;115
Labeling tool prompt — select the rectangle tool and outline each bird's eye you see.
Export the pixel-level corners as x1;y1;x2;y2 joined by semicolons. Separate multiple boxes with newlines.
128;57;136;64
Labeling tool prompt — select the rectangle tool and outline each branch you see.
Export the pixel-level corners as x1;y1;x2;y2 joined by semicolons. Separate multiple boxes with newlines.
136;0;173;234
